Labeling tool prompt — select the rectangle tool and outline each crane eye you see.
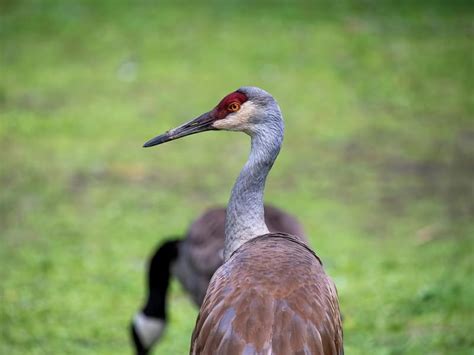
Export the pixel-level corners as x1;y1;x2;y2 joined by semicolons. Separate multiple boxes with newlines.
227;102;240;112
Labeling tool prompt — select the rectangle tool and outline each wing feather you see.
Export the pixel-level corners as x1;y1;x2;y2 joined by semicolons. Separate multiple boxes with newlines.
191;233;343;355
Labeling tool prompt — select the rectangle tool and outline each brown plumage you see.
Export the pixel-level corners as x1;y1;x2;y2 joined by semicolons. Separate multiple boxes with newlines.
190;234;342;355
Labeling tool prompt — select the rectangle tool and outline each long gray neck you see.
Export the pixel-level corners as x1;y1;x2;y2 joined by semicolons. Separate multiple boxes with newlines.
224;123;283;261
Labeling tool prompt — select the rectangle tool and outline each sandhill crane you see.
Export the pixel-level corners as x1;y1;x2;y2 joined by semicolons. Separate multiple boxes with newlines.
131;205;307;354
143;87;343;354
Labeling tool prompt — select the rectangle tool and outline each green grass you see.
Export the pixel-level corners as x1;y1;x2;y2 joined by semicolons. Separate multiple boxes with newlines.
1;1;473;354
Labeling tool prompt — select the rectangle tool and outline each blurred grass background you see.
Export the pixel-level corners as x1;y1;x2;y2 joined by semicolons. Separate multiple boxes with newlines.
1;0;473;354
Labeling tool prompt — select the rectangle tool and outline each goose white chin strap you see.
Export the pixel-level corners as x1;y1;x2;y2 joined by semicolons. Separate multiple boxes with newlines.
133;312;165;348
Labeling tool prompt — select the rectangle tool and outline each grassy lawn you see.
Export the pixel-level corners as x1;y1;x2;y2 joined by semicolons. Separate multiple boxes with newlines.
1;1;473;354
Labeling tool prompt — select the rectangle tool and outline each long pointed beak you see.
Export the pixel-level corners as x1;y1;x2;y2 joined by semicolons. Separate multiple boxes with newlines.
143;111;215;148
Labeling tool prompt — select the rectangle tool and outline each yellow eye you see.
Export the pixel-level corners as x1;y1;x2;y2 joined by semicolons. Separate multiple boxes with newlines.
227;102;240;112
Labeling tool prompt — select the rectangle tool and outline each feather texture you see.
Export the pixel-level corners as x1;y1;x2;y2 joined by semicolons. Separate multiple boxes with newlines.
191;233;343;355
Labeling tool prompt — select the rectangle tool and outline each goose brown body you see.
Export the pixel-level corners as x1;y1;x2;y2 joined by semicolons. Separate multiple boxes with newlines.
191;233;343;355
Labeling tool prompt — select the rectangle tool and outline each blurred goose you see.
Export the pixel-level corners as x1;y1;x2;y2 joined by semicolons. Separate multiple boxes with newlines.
131;205;306;354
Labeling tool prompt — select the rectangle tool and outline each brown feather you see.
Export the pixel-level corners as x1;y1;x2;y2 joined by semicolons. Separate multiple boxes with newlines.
191;233;343;355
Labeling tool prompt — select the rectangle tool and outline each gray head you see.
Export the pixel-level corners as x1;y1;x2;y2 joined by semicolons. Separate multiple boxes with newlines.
143;86;283;147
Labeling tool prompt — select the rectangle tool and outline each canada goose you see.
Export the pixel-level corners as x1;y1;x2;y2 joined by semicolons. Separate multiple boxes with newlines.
143;87;343;354
131;205;306;354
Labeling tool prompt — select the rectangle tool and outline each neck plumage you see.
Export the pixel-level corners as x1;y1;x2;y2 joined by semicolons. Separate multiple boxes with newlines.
224;123;283;260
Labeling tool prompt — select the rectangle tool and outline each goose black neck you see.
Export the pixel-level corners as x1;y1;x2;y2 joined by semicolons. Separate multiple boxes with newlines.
142;239;180;319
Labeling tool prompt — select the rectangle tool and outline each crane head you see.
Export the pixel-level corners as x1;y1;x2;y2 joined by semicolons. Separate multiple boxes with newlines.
143;87;280;148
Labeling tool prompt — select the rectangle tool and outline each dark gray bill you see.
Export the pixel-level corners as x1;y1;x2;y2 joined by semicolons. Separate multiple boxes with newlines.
143;111;215;148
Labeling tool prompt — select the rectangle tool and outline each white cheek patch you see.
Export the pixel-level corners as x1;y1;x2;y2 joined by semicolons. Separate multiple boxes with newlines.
133;312;165;348
213;101;258;131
